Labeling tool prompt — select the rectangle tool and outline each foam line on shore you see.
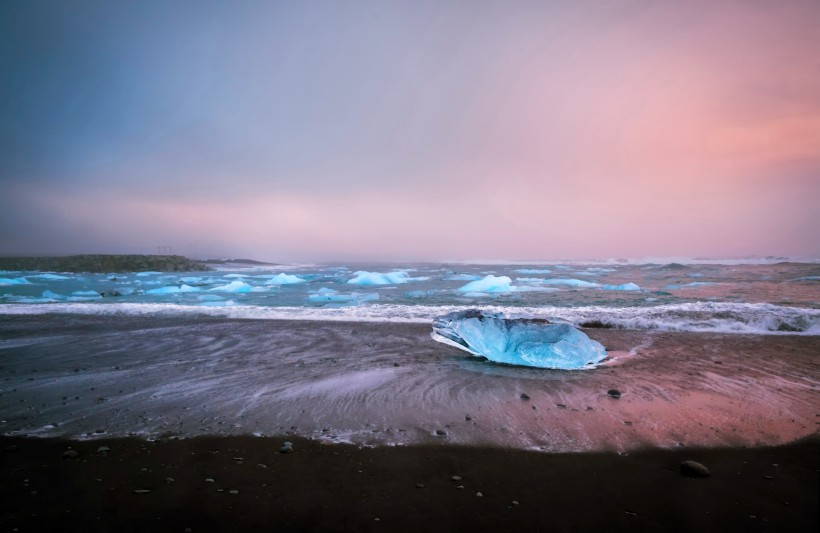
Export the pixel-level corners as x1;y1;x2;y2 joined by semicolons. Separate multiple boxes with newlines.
1;301;818;334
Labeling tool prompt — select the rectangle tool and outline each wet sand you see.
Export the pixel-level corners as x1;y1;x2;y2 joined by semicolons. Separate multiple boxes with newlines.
0;314;817;530
1;434;817;532
0;315;817;451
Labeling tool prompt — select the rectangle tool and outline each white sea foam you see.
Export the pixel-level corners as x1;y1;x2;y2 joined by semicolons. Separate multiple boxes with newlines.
1;301;817;334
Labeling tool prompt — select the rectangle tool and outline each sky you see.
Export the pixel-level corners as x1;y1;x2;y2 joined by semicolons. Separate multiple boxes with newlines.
1;0;819;262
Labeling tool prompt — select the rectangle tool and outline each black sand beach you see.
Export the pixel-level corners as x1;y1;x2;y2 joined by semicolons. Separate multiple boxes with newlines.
1;434;817;532
0;314;817;531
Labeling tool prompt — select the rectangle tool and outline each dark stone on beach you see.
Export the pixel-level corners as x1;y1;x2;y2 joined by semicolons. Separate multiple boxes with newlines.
62;449;79;459
556;403;566;408
607;389;621;399
579;320;614;329
520;393;530;400
680;460;710;477
280;442;294;453
435;429;447;436
465;415;472;421
96;446;110;453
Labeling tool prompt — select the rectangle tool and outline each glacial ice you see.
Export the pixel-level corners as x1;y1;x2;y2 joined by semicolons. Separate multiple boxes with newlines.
31;273;71;280
308;287;379;303
147;284;201;295
42;290;65;300
602;283;641;291
541;278;600;288
72;290;101;296
664;282;714;290
444;273;483;281
515;269;552;275
432;310;607;369
457;275;513;293
0;277;31;286
347;271;413;285
209;281;253;293
266;273;306;285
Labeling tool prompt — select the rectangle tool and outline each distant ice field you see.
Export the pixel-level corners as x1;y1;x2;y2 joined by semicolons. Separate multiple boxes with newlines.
2;261;819;334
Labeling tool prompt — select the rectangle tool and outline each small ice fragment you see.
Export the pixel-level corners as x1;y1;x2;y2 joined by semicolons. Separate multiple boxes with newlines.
457;275;513;293
347;271;413;285
147;284;201;295
602;283;641;291
541;278;600;288
209;281;253;293
266;273;306;285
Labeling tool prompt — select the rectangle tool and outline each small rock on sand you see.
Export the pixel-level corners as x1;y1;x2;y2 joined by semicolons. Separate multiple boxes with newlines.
62;449;79;459
607;389;621;399
520;393;530;400
680;460;710;477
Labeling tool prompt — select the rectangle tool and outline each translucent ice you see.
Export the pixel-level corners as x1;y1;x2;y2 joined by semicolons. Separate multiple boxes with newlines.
0;277;31;286
347;271;412;285
209;281;253;293
602;283;641;291
457;275;513;293
31;273;71;280
444;273;483;281
309;287;379;303
147;284;201;295
541;278;600;288
266;273;306;285
515;269;552;275
432;310;607;369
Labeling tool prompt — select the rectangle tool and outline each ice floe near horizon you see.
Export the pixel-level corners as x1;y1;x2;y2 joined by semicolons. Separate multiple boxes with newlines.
209;281;255;293
266;273;306;285
541;278;600;288
444;273;483;281
147;284;201;295
457;275;513;293
432;310;607;369
0;277;32;286
347;271;422;285
515;269;552;275
309;287;379;303
602;283;641;291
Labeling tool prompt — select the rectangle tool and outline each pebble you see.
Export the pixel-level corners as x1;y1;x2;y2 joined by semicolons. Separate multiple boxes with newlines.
680;460;710;478
607;389;621;399
280;442;294;453
451;475;462;481
511;500;519;506
133;489;151;494
435;429;447;436
416;483;425;489
96;446;110;453
476;492;483;497
165;477;175;483
229;489;239;494
205;478;215;483
520;393;530;400
62;450;79;459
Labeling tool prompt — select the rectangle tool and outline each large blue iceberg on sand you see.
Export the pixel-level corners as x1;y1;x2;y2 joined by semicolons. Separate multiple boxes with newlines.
432;310;607;369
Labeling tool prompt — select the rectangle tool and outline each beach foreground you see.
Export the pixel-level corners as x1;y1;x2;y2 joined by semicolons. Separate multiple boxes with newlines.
1;434;817;532
0;314;817;530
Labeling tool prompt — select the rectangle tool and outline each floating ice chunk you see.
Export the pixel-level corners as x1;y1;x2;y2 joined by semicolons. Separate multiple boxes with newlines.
147;284;201;295
404;290;433;298
42;290;66;300
308;288;379;303
179;276;204;283
223;274;247;278
602;283;641;291
444;273;483;281
209;281;253;293
72;290;101;296
266;273;306;285
457;275;513;293
197;294;225;301
0;277;31;286
515;269;552;275
347;271;413;285
687;273;704;278
30;273;71;280
198;300;236;307
136;271;163;277
541;278;600;288
664;282;714;290
432;310;607;369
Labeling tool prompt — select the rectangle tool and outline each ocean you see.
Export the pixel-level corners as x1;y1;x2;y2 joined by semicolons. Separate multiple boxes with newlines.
1;259;818;452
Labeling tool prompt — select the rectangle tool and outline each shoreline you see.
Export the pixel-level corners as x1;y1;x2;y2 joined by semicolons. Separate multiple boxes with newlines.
2;434;817;531
1;314;817;452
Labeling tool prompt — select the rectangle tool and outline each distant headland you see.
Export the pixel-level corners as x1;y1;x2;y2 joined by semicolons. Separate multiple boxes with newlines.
0;255;213;273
